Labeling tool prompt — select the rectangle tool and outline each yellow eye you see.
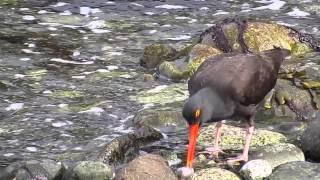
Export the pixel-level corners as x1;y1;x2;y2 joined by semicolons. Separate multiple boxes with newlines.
195;109;201;119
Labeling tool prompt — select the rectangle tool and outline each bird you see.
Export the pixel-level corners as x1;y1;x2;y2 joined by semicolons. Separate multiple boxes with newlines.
181;47;290;169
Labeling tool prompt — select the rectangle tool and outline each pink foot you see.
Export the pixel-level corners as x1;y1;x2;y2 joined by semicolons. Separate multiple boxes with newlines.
226;154;248;164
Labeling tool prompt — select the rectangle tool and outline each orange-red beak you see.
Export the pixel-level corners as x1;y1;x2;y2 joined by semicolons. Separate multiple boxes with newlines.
186;123;200;168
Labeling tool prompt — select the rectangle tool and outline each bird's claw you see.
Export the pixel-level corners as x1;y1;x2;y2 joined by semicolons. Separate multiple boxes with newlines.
198;147;226;158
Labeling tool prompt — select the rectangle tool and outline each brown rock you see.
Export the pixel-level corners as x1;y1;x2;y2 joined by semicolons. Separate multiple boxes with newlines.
115;154;177;180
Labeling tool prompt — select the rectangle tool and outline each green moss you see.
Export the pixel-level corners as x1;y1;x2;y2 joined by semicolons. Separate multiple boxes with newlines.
198;124;287;151
68;101;108;112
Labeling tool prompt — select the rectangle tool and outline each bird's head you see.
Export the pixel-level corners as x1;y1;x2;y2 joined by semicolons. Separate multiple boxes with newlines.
182;87;236;167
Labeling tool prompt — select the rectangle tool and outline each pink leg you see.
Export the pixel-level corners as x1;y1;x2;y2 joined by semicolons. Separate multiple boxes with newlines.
203;121;225;157
227;125;254;163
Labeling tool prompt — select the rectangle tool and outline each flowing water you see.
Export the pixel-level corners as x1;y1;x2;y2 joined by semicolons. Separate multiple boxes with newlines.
0;0;319;166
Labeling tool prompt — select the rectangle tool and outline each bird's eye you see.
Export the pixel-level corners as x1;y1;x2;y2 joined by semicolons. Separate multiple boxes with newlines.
194;109;201;119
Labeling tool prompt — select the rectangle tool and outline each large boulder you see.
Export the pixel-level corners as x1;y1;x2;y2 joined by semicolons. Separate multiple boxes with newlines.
269;161;320;180
198;124;287;151
249;143;305;169
115;154;177;180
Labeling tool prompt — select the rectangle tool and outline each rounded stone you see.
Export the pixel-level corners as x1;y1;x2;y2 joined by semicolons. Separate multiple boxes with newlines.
269;161;320;180
249;143;305;169
115;154;177;180
240;159;272;180
66;161;113;180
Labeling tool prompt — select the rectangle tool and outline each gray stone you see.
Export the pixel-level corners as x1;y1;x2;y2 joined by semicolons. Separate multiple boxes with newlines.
240;159;272;180
115;154;177;180
301;119;320;161
269;161;320;180
63;161;113;180
249;143;305;169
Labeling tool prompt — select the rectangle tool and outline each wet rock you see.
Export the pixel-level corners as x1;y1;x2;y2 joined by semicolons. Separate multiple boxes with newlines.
151;149;182;166
130;83;188;105
249;143;305;169
301;119;320;161
143;73;155;82
90;126;163;167
39;14;91;26
269;161;320;180
193;167;241;180
0;0;16;5
115;154;177;180
198;124;287;151
239;159;272;180
140;44;177;69
4;160;62;180
62;161;113;180
132;105;187;133
258;79;316;121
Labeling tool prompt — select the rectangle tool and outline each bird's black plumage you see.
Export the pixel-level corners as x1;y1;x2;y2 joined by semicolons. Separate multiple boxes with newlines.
183;48;290;125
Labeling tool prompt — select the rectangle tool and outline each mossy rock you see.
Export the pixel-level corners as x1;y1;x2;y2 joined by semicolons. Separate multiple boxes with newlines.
140;44;177;68
198;124;287;151
26;69;48;81
130;84;188;105
193;167;241;180
249;143;305;169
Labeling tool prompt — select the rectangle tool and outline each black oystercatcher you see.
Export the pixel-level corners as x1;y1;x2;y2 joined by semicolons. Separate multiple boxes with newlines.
182;47;290;168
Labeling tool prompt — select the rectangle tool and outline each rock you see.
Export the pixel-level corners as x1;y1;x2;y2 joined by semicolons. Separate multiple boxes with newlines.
140;44;177;68
249;143;305;169
301;119;320;161
115;154;177;180
269;161;320;180
1;160;62;180
132;106;187;133
130;83;188;105
62;161;113;180
143;73;155;82
198;124;287;151
192;167;241;180
90;126;163;167
240;159;272;180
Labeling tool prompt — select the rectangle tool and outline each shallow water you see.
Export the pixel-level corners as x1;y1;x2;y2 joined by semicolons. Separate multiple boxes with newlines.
0;0;319;165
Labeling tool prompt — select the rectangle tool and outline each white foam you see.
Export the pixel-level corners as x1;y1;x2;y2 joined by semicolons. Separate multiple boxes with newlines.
58;103;68;108
287;7;310;17
38;10;49;14
146;85;168;93
51;2;69;7
166;35;191;40
253;0;286;10
144;11;155;15
96;69;110;73
155;4;188;9
52;121;69;127
14;74;25;78
85;20;106;29
131;2;144;7
50;58;94;65
19;8;30;11
213;10;229;15
22;15;36;21
108;52;122;56
59;10;72;16
148;30;157;34
78;107;104;116
72;75;86;79
106;65;119;70
91;29;111;34
21;49;40;54
26;147;38;152
5;103;24;111
3;153;15;157
175;16;191;20
200;7;209;11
